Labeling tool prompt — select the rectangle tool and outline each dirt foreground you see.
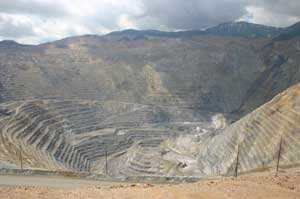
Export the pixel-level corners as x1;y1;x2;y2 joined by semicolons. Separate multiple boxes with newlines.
0;173;299;199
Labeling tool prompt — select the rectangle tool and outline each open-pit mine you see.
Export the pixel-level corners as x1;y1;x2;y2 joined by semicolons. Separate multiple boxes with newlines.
0;21;300;180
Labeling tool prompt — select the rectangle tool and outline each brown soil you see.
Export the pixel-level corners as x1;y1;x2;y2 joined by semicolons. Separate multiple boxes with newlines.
0;172;299;199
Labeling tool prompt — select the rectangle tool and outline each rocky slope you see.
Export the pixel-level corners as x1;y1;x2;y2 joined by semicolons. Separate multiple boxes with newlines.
0;21;299;115
138;83;300;177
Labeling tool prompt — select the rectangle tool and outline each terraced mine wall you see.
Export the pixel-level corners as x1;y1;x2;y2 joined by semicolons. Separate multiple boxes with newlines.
0;99;219;175
99;84;300;178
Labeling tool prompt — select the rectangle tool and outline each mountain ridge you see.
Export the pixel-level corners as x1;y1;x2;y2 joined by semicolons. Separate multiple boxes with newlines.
107;21;290;38
1;21;300;46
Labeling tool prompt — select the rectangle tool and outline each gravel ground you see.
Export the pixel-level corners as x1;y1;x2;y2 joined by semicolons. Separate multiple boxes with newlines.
0;172;299;199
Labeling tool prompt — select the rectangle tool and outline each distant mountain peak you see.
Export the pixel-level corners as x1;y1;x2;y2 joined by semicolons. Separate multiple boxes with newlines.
273;21;300;41
205;21;283;38
0;40;19;46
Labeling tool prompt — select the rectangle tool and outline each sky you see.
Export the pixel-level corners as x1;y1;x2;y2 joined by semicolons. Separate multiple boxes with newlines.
0;0;299;44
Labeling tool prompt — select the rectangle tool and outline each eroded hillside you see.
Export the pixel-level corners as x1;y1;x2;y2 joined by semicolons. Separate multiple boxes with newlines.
1;29;298;114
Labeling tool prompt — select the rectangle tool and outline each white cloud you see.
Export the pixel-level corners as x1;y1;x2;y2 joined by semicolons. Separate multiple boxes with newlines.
0;13;34;37
0;0;145;44
242;6;300;27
